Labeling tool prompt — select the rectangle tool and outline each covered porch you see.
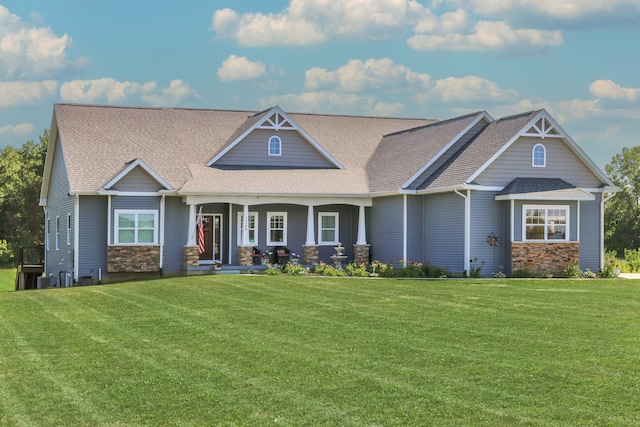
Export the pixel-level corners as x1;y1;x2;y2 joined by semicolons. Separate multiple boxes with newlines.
182;195;371;270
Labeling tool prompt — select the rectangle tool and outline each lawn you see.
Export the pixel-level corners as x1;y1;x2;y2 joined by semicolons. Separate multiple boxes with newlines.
0;269;15;292
1;275;639;426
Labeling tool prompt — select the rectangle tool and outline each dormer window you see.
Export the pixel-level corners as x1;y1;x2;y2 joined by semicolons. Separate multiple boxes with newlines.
268;136;281;156
532;143;546;167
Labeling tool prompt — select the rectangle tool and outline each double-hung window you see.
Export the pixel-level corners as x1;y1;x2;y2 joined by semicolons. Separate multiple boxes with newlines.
267;212;287;246
115;210;158;244
318;212;339;245
523;205;568;241
237;212;258;245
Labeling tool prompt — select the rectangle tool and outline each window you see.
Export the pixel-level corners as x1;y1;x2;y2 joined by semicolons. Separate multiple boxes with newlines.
268;135;281;156
318;212;339;245
523;205;569;241
115;210;158;244
267;212;287;245
55;216;60;250
67;214;72;245
237;212;258;245
532;143;546;167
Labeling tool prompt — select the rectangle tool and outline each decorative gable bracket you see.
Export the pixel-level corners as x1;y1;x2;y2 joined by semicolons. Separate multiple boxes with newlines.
256;111;295;131
523;116;561;139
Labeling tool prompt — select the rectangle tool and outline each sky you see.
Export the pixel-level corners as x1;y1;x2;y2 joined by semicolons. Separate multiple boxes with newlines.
1;0;639;170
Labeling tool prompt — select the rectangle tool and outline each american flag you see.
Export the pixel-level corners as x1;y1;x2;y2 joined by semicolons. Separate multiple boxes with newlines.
197;207;205;254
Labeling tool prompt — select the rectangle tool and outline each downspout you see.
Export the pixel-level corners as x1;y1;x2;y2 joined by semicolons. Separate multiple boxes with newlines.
403;194;407;266
74;195;79;282
228;203;233;264
601;192;616;269
159;195;165;275
454;189;471;276
43;206;47;276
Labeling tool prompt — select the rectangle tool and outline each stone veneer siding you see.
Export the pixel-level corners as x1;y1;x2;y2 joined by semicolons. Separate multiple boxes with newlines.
238;246;254;267
303;245;318;265
109;245;160;273
353;244;370;264
512;242;579;277
184;245;200;268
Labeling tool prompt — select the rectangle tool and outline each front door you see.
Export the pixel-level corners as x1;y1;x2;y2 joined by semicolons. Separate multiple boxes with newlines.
198;214;222;262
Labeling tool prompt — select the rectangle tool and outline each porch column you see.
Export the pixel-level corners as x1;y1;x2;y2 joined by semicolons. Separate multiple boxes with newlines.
238;204;252;266
303;205;318;265
353;205;370;264
242;204;250;246
184;204;199;269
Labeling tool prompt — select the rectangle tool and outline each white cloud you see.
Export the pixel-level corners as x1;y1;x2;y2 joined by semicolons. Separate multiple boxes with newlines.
212;0;426;46
414;75;518;103
0;80;58;107
589;79;640;102
408;19;562;55
371;102;405;116
259;91;378;114
305;58;432;92
448;0;640;26
217;55;267;82
0;5;89;79
60;78;199;106
141;79;201;107
0;122;36;137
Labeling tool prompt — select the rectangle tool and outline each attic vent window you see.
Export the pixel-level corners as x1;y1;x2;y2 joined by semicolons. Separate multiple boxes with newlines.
532;143;546;167
268;136;281;156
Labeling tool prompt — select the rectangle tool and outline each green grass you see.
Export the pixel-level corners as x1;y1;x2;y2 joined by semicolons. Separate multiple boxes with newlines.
1;276;639;426
0;269;15;292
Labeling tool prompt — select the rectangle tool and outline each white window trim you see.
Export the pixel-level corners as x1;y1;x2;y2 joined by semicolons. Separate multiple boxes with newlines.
318;212;339;245
55;216;60;250
237;211;259;246
532;143;546;167
114;209;159;245
268;135;282;156
522;204;569;242
67;214;72;246
267;211;287;246
46;217;50;250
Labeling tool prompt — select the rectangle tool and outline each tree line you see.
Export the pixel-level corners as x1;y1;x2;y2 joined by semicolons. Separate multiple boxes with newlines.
0;130;637;267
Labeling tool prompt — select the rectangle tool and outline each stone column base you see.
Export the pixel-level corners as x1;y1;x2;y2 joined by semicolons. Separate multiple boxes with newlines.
238;245;254;267
353;244;370;264
303;245;318;265
184;245;200;268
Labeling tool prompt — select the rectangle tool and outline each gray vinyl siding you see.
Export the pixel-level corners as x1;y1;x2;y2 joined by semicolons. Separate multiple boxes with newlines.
477;136;604;188
369;196;404;265
44;134;75;282
111;166;165;192
423;192;465;273
229;203;357;264
216;129;335;169
163;196;190;272
469;191;506;276
77;196;108;278
578;196;601;271
406;195;424;262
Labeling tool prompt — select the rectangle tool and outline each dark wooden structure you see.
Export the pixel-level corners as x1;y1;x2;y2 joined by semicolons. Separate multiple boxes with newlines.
15;245;44;291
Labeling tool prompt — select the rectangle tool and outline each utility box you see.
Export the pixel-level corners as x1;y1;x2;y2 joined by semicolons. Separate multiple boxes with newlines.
37;276;50;289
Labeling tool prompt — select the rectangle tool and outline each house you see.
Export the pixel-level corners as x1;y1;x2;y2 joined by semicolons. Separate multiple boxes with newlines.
39;103;617;284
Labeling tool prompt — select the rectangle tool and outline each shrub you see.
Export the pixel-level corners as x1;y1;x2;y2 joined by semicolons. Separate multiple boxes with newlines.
563;258;582;278
422;262;446;278
624;248;640;272
282;263;308;276
265;264;281;275
344;262;369;277
370;261;394;277
513;269;534;278
313;262;344;277
468;257;484;278
599;259;619;278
